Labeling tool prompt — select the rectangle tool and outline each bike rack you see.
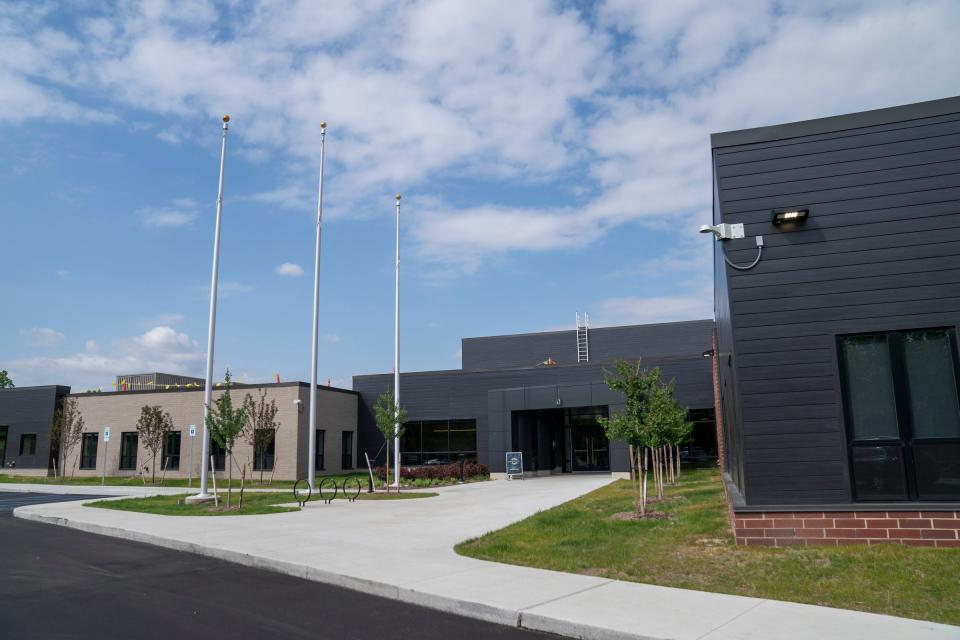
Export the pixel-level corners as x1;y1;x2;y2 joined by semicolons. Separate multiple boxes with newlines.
318;477;339;504
341;477;362;503
292;479;312;507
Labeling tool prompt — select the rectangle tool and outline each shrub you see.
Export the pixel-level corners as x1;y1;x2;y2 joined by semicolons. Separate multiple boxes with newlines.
374;462;489;481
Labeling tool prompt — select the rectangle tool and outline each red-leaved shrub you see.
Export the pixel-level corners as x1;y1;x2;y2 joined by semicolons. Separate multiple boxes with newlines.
374;462;488;480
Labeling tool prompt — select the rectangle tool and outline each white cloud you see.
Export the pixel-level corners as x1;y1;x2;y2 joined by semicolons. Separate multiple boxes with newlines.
20;327;65;347
9;325;204;388
138;198;199;229
3;1;958;275
56;269;69;278
594;292;712;327
276;262;304;277
324;333;340;343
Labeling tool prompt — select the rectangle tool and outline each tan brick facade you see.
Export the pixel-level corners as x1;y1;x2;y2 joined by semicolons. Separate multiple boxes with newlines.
63;383;357;482
733;511;960;547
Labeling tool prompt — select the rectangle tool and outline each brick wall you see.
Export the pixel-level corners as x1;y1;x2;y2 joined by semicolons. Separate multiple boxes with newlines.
733;511;960;547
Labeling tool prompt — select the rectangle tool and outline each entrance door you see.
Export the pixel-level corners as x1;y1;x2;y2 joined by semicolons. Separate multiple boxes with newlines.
572;423;609;471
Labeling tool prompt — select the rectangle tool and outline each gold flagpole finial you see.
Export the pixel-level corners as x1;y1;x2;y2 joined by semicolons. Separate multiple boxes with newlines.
320;121;327;130
395;193;402;202
222;114;230;123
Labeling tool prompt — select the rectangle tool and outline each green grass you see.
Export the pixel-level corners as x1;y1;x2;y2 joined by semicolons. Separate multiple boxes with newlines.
0;472;366;490
88;488;438;516
456;468;960;625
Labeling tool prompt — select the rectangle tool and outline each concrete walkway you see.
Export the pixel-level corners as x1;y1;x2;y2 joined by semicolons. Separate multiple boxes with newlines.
12;476;959;640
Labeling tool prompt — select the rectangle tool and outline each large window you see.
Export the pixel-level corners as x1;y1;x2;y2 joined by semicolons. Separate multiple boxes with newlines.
341;431;353;469
210;439;226;471
163;431;181;470
118;432;138;471
253;429;276;471
19;433;37;456
315;429;325;471
400;419;476;465
79;433;98;470
839;328;960;501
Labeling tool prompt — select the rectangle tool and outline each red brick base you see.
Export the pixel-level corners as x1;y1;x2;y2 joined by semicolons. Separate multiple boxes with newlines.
733;511;960;547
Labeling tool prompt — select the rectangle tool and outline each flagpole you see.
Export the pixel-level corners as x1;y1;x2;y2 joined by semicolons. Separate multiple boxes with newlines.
191;114;230;503
308;122;327;491
392;193;401;488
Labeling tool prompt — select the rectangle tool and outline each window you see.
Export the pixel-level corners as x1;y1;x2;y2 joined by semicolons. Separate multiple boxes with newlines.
19;433;37;456
315;430;325;471
118;432;138;470
839;328;960;501
341;431;353;469
400;419;477;465
0;426;7;467
253;429;276;471
80;433;98;470
163;431;181;470
210;439;226;471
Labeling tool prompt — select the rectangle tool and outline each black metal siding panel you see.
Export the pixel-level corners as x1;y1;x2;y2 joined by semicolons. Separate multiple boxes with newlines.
353;356;713;472
0;386;70;472
461;320;714;370
713;98;960;507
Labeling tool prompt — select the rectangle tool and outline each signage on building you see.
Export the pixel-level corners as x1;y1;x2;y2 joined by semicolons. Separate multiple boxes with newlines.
189;424;197;437
505;451;523;480
103;427;110;442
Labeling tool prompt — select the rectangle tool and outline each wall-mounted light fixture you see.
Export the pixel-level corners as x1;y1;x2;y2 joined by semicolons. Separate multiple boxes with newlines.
772;207;809;226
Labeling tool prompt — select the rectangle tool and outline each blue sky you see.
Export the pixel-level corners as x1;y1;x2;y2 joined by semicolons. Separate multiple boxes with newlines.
3;0;959;391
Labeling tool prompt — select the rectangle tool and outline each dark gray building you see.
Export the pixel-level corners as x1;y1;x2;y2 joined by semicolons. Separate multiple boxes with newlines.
354;320;716;475
0;386;71;475
712;96;960;545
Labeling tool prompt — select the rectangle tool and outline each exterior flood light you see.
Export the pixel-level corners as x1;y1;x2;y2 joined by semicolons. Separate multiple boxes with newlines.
772;208;809;225
699;222;744;240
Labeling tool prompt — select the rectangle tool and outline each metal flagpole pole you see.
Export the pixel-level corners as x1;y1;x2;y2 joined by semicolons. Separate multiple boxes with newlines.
192;114;230;502
392;193;401;488
308;122;327;491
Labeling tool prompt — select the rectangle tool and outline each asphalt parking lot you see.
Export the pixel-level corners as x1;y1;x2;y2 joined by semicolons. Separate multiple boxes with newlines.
0;491;107;512
0;493;548;640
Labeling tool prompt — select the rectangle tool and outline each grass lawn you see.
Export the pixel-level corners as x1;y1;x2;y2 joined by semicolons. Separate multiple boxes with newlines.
88;488;438;516
0;472;366;490
456;468;960;625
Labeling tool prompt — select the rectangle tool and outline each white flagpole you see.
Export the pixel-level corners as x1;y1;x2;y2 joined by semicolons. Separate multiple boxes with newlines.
392;193;401;488
308;122;327;491
193;114;230;502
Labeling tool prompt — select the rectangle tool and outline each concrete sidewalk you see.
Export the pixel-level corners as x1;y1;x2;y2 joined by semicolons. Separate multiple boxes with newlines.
13;476;959;640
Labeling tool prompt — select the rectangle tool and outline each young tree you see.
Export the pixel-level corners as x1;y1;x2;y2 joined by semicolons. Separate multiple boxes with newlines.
206;369;248;508
51;397;84;478
599;361;692;515
0;369;13;388
373;391;407;493
242;389;279;484
136;405;172;484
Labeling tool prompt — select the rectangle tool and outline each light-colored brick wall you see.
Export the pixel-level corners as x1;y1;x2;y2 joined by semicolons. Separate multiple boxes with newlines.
64;384;357;482
733;511;960;548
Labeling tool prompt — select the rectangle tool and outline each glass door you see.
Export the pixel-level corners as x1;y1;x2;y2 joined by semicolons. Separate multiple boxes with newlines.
572;423;609;471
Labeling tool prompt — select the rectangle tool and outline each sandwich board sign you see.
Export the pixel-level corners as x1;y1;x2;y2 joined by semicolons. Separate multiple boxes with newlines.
505;452;524;480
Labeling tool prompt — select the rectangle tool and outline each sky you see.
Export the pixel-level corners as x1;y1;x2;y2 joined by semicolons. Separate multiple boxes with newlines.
3;0;959;391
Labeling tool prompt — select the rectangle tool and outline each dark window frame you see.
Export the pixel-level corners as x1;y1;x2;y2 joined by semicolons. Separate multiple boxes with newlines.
19;433;37;456
837;327;960;502
253;428;276;472
118;432;139;471
163;431;181;471
79;432;99;470
315;429;325;471
341;431;353;469
400;418;477;466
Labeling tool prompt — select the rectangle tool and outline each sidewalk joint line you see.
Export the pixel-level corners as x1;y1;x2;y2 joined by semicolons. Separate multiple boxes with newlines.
519;578;615;613
694;599;770;640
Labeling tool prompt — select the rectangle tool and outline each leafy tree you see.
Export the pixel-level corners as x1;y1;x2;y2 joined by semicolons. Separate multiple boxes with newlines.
0;369;13;388
206;369;248;507
373;391;407;493
243;389;279;484
599;360;692;516
51;397;84;478
136;405;172;483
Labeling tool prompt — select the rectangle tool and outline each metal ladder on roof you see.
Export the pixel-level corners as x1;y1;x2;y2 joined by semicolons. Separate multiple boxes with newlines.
576;312;589;363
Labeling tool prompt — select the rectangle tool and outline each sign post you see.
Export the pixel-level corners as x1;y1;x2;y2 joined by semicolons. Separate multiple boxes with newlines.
102;427;111;486
188;425;196;488
505;451;524;481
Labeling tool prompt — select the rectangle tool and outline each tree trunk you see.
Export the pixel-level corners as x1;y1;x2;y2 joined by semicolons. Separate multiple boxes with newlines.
238;463;246;511
385;443;391;494
227;453;233;508
640;447;647;516
152;453;157;484
627;444;639;512
675;445;681;480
